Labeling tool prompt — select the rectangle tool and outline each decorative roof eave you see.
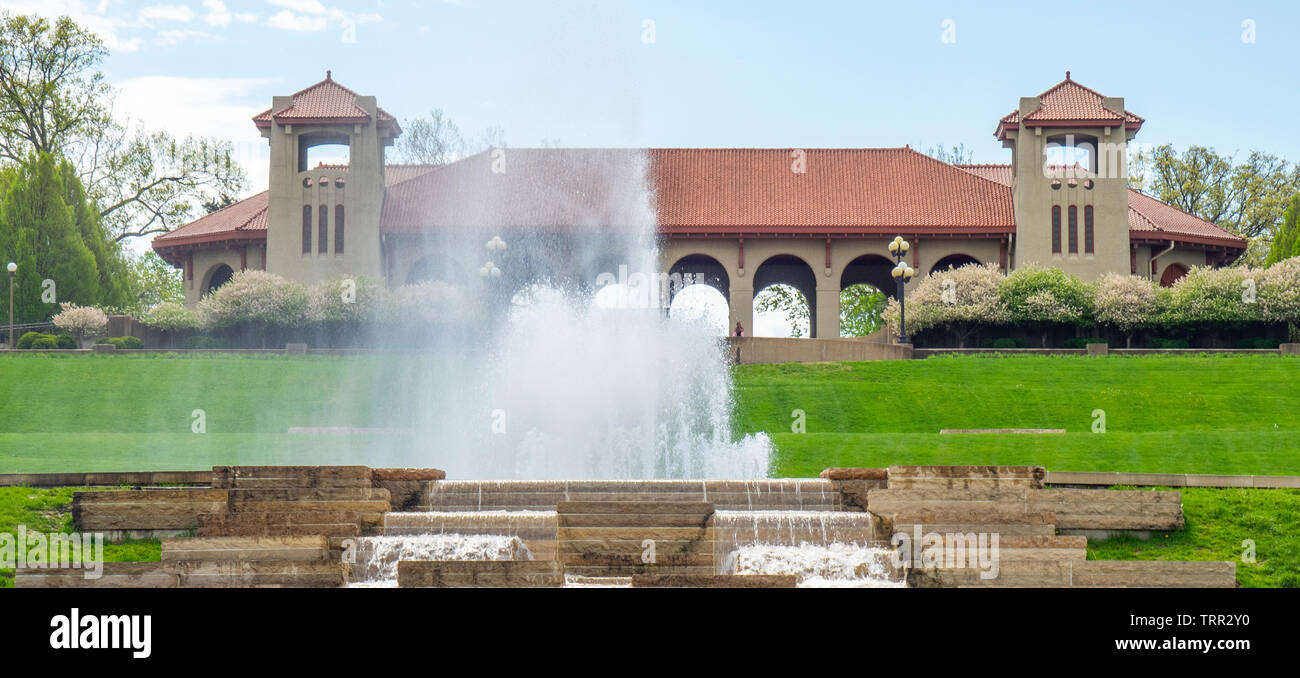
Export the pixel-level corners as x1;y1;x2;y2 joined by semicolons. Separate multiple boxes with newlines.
380;224;1017;237
996;119;1143;141
1129;233;1248;251
253;114;401;132
153;229;267;252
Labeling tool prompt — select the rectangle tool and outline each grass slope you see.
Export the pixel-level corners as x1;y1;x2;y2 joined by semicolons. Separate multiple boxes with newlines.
732;354;1300;477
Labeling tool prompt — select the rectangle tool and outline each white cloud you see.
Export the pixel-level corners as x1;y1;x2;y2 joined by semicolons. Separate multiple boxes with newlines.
114;75;278;193
268;0;328;13
156;29;220;46
265;9;328;31
0;0;143;52
139;5;194;22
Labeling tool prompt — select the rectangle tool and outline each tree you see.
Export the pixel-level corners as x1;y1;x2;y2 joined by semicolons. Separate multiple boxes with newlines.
754;284;810;337
52;301;107;346
1264;195;1300;266
0;153;102;323
0;13;111;162
1093;273;1158;347
1000;264;1093;346
128;250;183;311
839;284;886;337
393;109;507;165
1130;144;1300;266
1158;265;1262;332
884;263;1008;347
0;13;247;244
923;143;974;165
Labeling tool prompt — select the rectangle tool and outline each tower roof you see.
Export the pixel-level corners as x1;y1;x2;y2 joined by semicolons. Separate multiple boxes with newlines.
996;72;1143;139
252;71;400;133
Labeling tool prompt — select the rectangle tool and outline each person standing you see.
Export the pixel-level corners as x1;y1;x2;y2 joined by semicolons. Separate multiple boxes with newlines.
734;322;744;337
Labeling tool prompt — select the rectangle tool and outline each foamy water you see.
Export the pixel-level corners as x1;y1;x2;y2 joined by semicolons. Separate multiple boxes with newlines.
722;543;904;588
348;534;533;585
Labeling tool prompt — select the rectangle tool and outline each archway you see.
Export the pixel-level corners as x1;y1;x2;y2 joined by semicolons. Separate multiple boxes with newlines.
752;254;818;337
667;254;729;308
839;283;887;337
668;285;729;335
1159;262;1189;287
204;264;234;297
841;254;896;300
406;253;468;286
930;254;981;275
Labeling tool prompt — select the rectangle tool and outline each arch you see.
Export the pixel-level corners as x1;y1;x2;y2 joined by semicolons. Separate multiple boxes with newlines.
203;264;234;297
1159;262;1189;287
667;254;729;306
406;253;468;286
840;254;896;299
668;285;729;335
928;254;982;276
752;254;819;337
839;283;888;337
298;133;350;172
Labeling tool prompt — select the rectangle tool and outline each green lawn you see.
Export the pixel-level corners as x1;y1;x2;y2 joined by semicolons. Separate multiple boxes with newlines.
0;486;161;588
732;354;1300;477
1;352;1297;586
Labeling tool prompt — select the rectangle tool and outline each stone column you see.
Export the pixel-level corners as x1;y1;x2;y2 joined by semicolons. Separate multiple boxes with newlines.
730;283;753;337
816;286;841;339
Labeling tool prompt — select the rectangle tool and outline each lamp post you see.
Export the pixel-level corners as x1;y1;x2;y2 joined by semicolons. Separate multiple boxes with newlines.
887;237;915;344
6;262;15;350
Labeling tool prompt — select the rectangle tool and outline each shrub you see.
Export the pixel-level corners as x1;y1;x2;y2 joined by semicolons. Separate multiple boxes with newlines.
381;281;465;327
883;263;1008;347
992;337;1018;349
52;302;108;343
1064;337;1108;349
307;275;388;325
1258;257;1300;325
105;336;143;349
1000;264;1092;346
1093;273;1157;347
1151;337;1190;349
55;334;76;349
184;335;230;349
144;301;201;331
17;331;44;349
1159;265;1262;329
30;336;58;349
197;270;309;331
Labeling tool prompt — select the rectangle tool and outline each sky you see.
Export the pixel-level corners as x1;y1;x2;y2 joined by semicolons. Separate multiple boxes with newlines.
2;0;1297;334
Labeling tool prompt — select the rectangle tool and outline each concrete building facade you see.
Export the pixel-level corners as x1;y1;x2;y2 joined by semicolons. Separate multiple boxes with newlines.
154;72;1246;337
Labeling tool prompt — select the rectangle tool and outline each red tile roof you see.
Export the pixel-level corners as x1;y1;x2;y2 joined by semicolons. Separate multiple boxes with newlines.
152;164;438;256
955;164;1246;249
252;74;398;132
382;147;1017;234
996;73;1143;139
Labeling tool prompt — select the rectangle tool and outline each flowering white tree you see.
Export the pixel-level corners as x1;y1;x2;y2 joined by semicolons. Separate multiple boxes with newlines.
307;276;388;325
381;281;464;326
1159;265;1263;329
1093;273;1158;347
1259;256;1300;340
1000;264;1093;347
197;270;308;331
142;301;200;331
52;302;108;347
884;263;1008;347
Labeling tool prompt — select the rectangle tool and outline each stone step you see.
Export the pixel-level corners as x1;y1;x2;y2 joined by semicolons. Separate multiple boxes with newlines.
556;501;715;515
171;560;346;588
227;488;390;502
887;465;1045;490
14;563;176;588
161;536;330;562
228;477;372;489
563;565;716;577
73;489;229;531
869;487;1183;531
397;560;563;588
558;539;714;557
558;513;714;528
910;560;1236;588
891;523;1057;537
197;518;361;538
559;552;715;567
227;500;390;514
631;574;797;588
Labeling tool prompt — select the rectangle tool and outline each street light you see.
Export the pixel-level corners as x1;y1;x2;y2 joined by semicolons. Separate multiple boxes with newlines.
6;261;15;350
887;237;915;344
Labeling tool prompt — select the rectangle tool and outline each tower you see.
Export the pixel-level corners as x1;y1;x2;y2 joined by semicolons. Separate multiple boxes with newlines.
996;72;1143;279
254;72;401;284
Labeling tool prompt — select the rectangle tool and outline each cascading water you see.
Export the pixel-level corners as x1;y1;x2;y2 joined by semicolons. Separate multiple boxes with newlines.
380;149;771;479
348;534;534;586
723;543;904;588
